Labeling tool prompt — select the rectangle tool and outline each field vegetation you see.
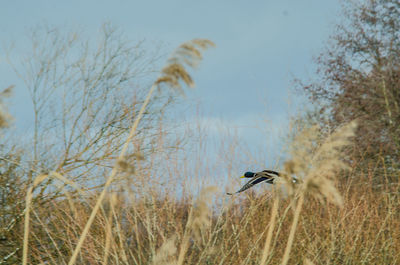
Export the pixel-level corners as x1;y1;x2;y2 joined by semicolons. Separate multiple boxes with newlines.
1;0;399;264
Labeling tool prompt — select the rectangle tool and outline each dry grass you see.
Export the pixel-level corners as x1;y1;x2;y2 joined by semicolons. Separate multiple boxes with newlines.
18;169;399;264
2;38;400;265
15;108;400;264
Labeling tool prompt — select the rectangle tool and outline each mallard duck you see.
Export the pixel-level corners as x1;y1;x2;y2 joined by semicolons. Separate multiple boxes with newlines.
227;170;280;195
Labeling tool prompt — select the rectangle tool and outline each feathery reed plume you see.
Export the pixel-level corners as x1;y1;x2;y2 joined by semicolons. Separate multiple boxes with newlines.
156;39;215;93
67;39;214;265
281;121;357;265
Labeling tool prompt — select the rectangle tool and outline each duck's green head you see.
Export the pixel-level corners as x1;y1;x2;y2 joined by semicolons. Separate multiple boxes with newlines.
241;172;255;178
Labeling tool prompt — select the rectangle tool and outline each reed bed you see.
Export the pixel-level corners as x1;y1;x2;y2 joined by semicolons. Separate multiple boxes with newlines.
1;36;399;265
15;167;400;265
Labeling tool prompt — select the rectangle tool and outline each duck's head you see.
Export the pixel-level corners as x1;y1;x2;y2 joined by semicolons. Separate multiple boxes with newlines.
241;172;255;178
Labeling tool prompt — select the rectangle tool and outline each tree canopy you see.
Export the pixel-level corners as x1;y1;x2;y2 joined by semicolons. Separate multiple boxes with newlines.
300;0;400;182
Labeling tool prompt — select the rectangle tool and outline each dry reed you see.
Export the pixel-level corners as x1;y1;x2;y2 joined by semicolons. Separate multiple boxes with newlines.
5;34;400;265
67;39;214;265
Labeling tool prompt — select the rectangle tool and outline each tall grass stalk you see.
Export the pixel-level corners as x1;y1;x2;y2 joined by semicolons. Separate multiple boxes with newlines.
22;174;48;265
176;207;193;265
281;193;305;265
260;191;279;265
102;203;113;265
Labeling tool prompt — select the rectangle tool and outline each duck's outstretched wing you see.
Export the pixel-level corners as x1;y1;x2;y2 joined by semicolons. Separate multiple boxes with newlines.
227;176;272;195
262;170;280;176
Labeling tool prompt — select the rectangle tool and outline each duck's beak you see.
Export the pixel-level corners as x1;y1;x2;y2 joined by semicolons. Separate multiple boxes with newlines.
240;175;245;178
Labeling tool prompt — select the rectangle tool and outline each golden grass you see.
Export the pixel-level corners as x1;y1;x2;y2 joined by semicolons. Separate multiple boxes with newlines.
19;174;399;264
21;117;400;265
5;39;400;265
66;39;215;265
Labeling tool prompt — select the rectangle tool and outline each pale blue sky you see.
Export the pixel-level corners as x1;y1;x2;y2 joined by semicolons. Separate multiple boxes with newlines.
0;0;341;170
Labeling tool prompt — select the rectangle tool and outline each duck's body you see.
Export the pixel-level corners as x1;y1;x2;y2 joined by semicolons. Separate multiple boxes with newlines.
227;170;280;195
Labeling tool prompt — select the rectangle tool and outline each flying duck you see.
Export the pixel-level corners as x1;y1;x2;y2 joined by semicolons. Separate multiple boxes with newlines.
227;170;281;195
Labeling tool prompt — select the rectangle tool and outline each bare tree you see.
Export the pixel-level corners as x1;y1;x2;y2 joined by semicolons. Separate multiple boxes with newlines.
0;24;182;263
7;24;177;187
